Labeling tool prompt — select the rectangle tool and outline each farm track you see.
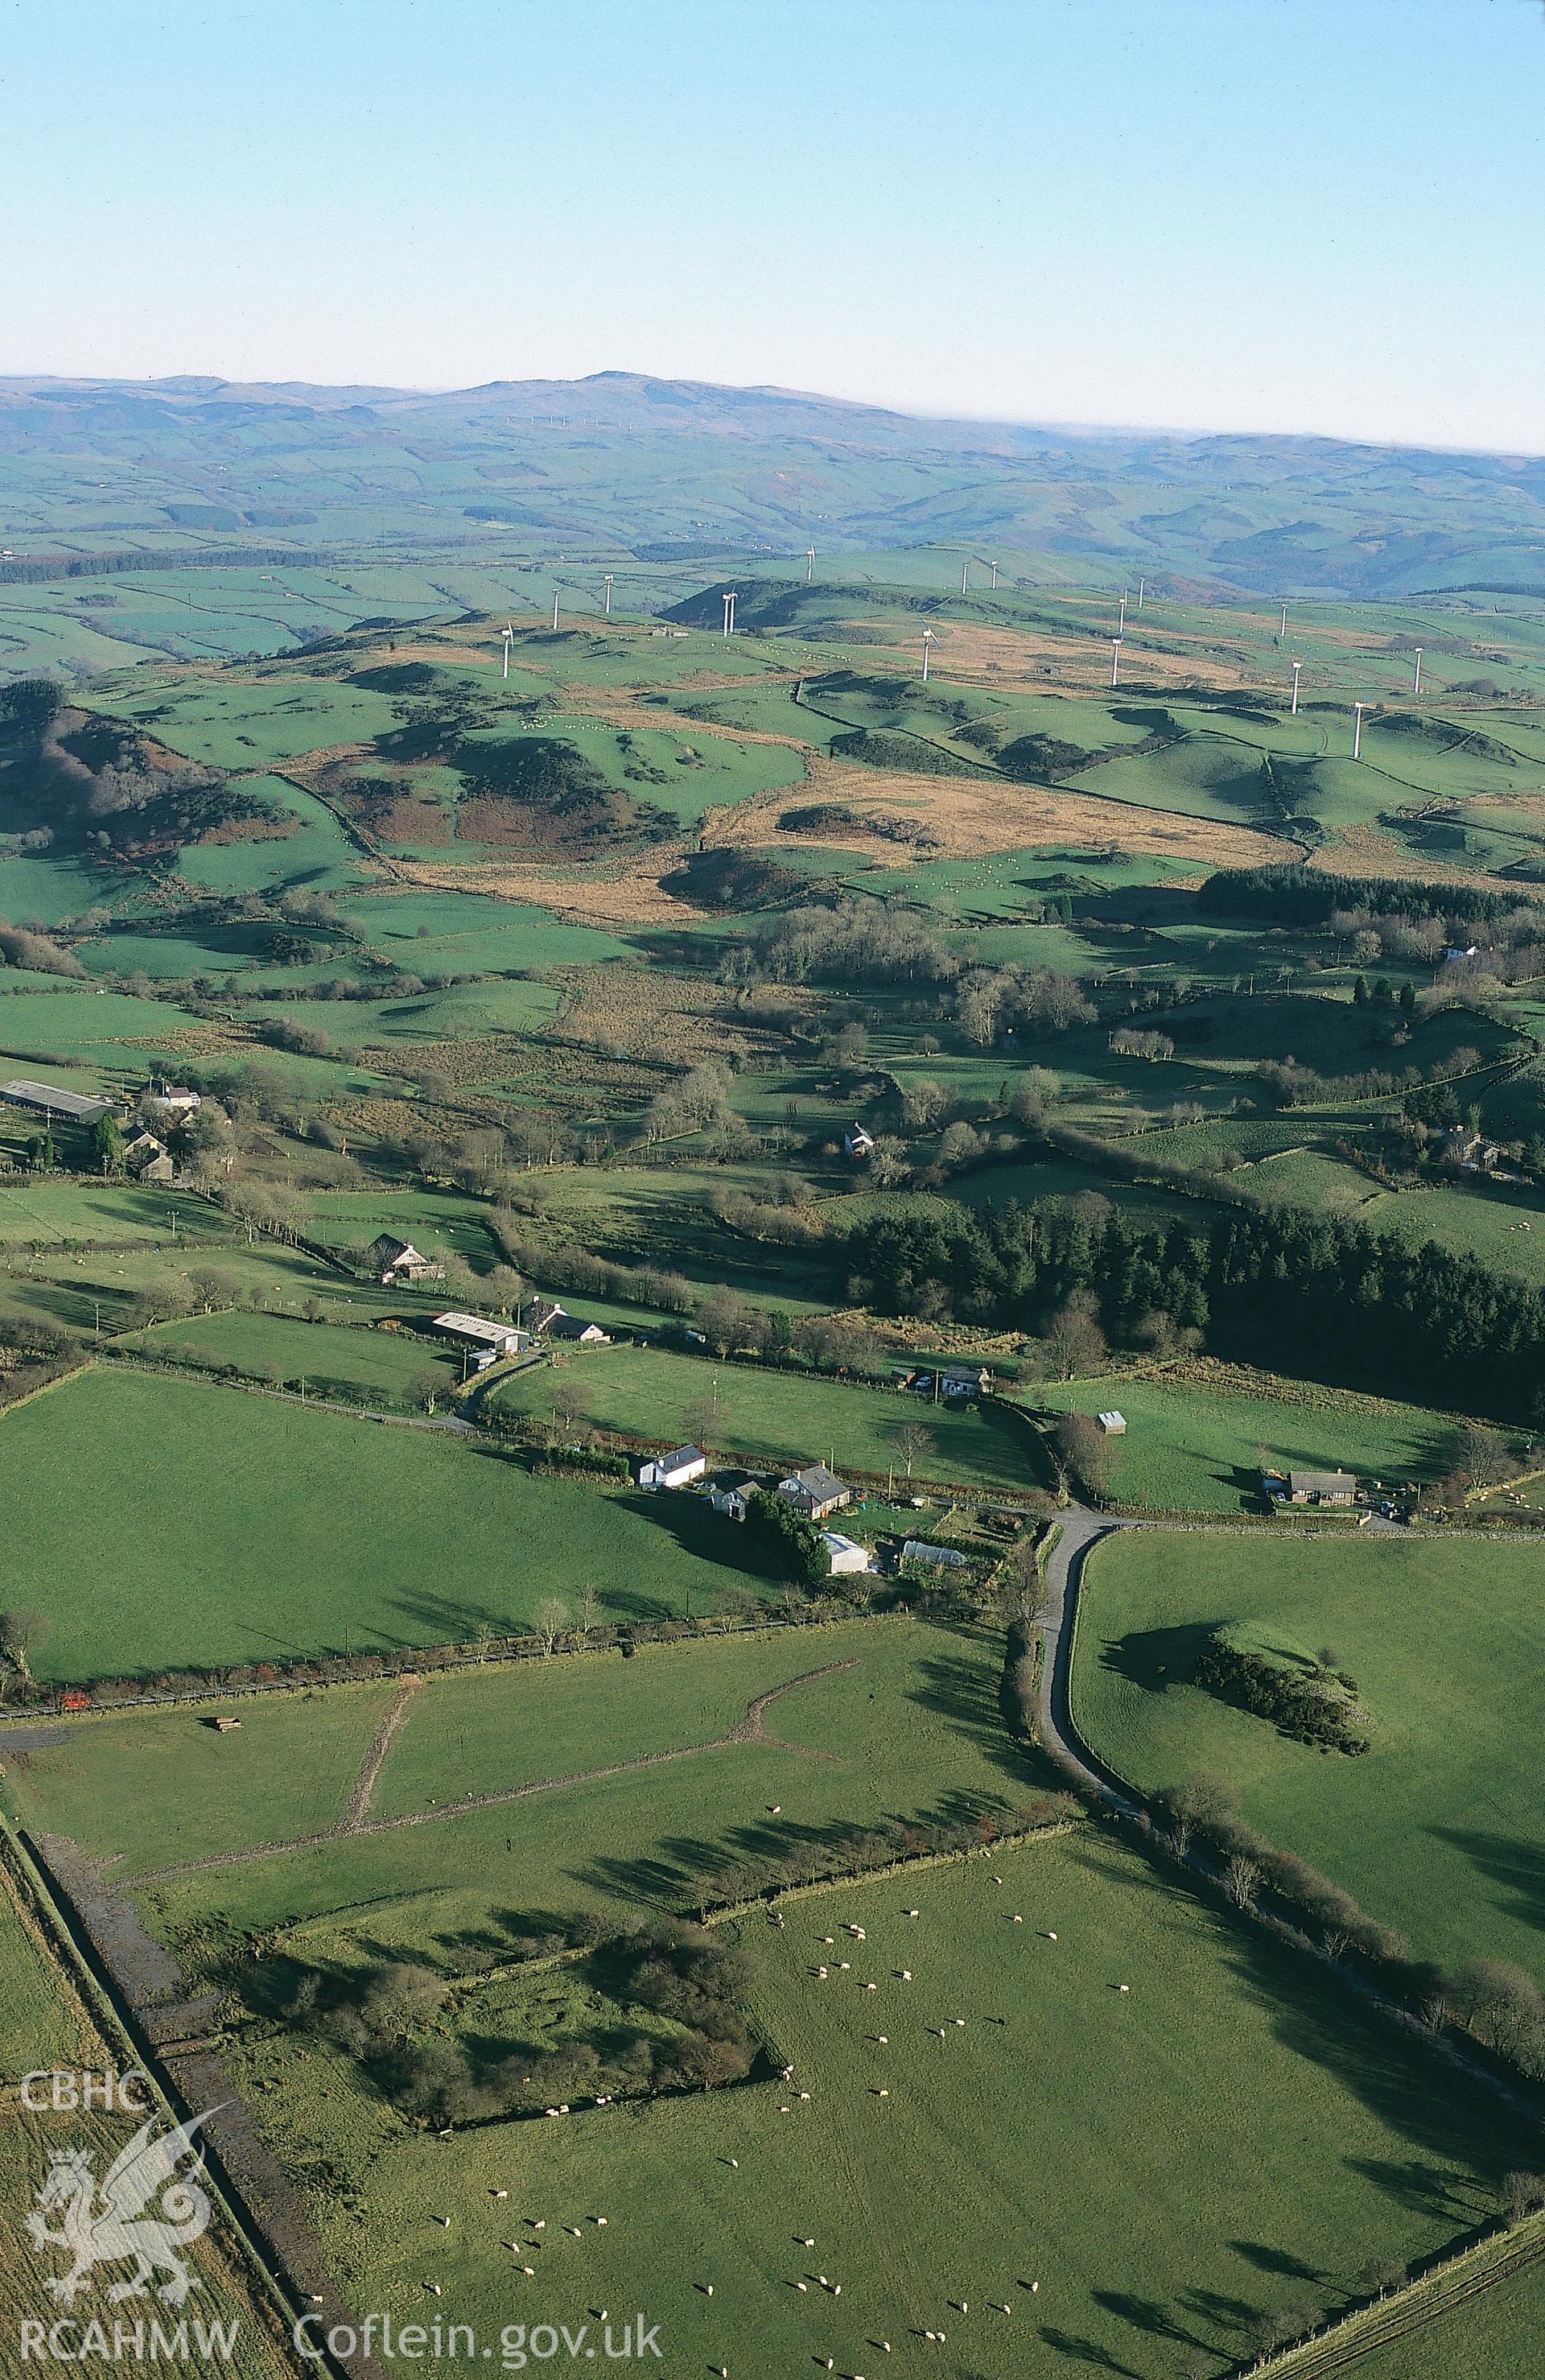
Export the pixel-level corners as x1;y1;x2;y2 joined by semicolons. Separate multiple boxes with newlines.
338;1673;423;1831
134;1659;859;1882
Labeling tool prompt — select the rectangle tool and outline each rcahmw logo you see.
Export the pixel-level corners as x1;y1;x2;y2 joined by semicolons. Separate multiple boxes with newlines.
22;2102;225;2315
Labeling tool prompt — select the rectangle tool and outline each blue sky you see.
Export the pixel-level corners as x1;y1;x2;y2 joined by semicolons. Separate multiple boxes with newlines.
3;0;1543;450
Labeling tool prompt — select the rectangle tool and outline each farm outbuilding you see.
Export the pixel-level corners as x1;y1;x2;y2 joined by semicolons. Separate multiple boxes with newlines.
638;1445;707;1490
706;1470;764;1520
0;1078;113;1124
1097;1411;1127;1436
366;1234;444;1285
820;1531;874;1578
431;1312;529;1368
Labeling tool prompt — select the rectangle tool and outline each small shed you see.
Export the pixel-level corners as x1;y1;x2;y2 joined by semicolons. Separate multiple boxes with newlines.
820;1531;873;1578
843;1124;876;1160
1097;1410;1127;1436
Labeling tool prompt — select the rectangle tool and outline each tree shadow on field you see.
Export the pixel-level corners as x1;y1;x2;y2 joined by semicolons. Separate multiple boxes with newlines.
1426;1826;1545;1937
1229;2240;1324;2283
390;1585;519;1642
1037;2328;1143;2376
572;1788;1023;1914
427;1908;582;1968
612;1488;789;1586
1090;2292;1213;2352
910;1640;1084;1794
1201;1898;1533;2225
1095;1619;1228;1697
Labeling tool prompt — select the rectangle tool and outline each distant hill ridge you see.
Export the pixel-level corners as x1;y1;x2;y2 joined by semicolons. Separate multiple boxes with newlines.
2;369;1543;598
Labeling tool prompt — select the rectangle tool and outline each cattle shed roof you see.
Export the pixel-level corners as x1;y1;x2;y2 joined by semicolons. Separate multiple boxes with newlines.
0;1078;113;1122
432;1311;521;1346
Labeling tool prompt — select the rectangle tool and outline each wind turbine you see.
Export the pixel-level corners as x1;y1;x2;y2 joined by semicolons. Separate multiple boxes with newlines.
604;574;615;617
961;559;970;595
551;588;561;632
722;590;737;640
1412;648;1423;697
1118;592;1127;637
1136;577;1145;609
1280;604;1288;637
1353;701;1367;760
989;561;999;590
1290;661;1302;715
1110;638;1123;687
921;628;936;683
501;623;513;681
805;547;815;584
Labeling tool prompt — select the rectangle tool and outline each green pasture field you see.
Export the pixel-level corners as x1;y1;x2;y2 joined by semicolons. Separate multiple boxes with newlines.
1029;1369;1455;1512
3;1605;1531;2376
0;1856;98;2075
947;1152;1202;1223
1073;1528;1545;1984
454;716;806;827
174;773;365;894
509;1162;837;1307
5;1619;1032;1943
0;1366;775;1680
1353;1178;1545;1283
338;889;632;971
0;849;138;926
0;1235;378;1344
0;1178;213;1246
0;980;211;1070
86;670;401;770
231;975;561;1047
199;1834;1538;2380
303;1184;508;1265
123;1308;463;1401
75;926;263;980
491;1339;1042;1489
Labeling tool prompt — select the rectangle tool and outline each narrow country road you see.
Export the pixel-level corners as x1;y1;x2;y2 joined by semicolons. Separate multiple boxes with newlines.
1033;1503;1139;1809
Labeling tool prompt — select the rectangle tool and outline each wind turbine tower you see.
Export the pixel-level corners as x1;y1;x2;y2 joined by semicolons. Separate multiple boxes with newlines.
1110;639;1123;687
551;588;561;632
1280;604;1288;637
501;623;513;681
961;559;970;596
805;547;815;584
989;561;999;590
1137;577;1145;609
604;575;615;617
1412;649;1423;697
722;591;737;640
1353;701;1367;760
1290;661;1302;715
921;628;936;683
1118;592;1127;637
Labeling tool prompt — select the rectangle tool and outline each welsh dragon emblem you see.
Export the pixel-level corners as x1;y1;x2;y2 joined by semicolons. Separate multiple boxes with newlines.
25;2110;220;2307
